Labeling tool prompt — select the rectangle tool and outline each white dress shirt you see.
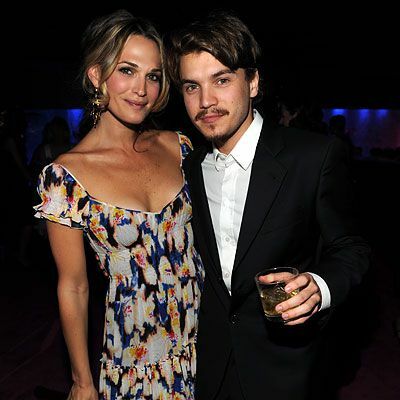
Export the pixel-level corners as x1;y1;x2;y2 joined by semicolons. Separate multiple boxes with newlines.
201;110;331;310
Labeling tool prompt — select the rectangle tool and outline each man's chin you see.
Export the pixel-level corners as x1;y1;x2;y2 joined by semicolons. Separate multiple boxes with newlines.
202;132;233;148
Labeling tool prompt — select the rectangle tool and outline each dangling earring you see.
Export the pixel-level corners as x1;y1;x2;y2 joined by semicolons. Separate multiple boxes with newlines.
90;88;102;128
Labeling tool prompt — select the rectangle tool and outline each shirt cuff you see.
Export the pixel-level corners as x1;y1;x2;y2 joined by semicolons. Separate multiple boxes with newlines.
308;272;331;311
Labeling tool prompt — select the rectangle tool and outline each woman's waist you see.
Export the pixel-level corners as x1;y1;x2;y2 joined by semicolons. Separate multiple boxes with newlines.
100;341;196;384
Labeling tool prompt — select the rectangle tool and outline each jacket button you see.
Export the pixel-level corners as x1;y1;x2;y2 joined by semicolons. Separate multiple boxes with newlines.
230;314;238;324
217;276;223;283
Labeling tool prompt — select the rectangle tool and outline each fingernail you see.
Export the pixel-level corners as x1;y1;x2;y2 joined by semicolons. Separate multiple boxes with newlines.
276;305;283;312
282;313;289;319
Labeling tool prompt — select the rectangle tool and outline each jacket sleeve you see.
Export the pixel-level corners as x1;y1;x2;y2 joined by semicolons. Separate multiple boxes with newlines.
315;137;370;307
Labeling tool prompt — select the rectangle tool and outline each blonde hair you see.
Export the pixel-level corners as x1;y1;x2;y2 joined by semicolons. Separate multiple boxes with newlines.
81;9;169;114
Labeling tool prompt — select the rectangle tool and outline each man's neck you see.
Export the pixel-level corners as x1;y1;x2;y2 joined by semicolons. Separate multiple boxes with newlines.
215;108;255;155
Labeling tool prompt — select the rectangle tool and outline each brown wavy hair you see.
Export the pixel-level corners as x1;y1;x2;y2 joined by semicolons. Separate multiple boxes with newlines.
165;10;262;103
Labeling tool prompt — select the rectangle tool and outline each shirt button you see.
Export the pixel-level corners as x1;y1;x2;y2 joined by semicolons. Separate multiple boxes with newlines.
230;313;238;324
224;272;230;278
225;236;230;242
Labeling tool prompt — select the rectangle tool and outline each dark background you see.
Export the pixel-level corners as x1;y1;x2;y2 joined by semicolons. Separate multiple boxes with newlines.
1;4;400;399
1;3;399;110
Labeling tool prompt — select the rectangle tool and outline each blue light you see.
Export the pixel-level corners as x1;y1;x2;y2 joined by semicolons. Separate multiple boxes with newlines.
331;109;346;115
67;108;84;131
358;109;370;120
376;109;389;117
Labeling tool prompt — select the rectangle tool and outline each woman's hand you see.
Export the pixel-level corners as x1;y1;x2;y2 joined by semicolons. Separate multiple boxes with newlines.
67;382;98;400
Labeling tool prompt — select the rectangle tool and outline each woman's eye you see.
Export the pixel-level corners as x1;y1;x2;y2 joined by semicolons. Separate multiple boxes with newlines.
119;67;133;75
148;74;161;82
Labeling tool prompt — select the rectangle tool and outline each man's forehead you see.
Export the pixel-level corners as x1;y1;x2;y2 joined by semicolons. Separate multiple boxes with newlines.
179;52;237;79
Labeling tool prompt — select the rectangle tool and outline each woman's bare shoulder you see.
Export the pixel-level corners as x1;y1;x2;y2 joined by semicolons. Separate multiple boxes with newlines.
151;130;185;157
147;129;180;146
53;138;95;172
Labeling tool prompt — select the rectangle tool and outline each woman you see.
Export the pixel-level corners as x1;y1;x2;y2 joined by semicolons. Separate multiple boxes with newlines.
34;10;204;400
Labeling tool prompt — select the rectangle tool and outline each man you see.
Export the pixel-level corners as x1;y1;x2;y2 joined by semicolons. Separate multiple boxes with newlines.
165;11;370;400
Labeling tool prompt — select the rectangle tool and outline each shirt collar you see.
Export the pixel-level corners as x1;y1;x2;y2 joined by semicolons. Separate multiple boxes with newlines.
212;109;263;170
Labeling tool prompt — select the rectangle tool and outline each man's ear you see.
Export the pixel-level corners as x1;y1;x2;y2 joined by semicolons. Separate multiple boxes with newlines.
87;65;101;88
250;70;259;98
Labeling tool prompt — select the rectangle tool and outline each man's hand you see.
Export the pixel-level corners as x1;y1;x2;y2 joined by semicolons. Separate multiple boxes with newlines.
260;272;321;325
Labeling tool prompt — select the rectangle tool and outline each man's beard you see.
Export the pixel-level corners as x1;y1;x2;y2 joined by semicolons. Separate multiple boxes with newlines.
194;107;233;147
206;129;236;149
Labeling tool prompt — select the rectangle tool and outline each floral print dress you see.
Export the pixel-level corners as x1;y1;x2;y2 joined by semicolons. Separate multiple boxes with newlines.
34;133;204;400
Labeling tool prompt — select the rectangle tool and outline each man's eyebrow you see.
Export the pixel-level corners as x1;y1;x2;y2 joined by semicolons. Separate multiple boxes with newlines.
181;69;235;85
181;79;198;85
211;69;235;78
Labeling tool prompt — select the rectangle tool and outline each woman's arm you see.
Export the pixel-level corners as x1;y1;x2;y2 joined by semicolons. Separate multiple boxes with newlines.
47;221;98;400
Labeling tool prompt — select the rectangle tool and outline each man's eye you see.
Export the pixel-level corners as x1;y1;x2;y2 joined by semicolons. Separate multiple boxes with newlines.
185;84;198;93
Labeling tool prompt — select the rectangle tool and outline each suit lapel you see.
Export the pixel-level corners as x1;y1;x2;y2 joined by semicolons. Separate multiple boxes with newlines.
233;124;287;271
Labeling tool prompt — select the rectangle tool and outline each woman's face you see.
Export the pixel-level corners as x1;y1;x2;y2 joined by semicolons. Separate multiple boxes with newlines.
105;35;162;125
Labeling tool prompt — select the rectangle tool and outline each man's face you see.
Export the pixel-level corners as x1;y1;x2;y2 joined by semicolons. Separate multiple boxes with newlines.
179;51;258;152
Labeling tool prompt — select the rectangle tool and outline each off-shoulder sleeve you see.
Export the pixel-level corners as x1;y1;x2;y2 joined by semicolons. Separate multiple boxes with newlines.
33;164;89;229
177;132;194;161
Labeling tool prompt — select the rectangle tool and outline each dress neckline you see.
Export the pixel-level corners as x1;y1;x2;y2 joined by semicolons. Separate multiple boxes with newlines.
45;132;189;215
51;162;186;215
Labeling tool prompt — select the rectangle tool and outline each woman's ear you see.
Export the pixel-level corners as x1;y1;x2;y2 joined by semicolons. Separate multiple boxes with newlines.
87;65;101;88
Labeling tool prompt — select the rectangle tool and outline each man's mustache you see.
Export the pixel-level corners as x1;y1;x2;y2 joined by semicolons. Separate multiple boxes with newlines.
195;108;229;121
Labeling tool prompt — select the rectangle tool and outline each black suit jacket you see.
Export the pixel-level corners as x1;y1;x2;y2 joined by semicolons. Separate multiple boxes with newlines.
184;122;370;400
